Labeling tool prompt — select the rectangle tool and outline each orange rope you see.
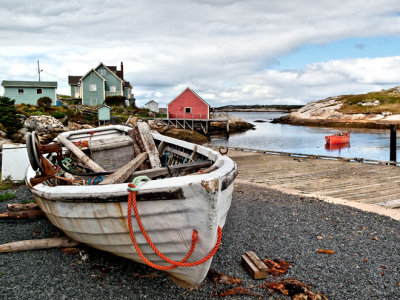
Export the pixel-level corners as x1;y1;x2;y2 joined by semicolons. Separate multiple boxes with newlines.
127;183;222;270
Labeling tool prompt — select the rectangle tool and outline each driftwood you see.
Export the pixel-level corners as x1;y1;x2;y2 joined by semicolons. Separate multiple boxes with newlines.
128;160;212;180
0;237;79;253
57;135;106;173
137;122;161;168
0;210;44;219
7;203;40;212
99;152;148;185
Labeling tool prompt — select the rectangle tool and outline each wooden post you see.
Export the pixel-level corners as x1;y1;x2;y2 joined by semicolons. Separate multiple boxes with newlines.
57;135;106;173
390;124;397;163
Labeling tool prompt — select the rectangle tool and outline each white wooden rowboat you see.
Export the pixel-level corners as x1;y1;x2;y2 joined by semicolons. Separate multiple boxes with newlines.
25;125;237;287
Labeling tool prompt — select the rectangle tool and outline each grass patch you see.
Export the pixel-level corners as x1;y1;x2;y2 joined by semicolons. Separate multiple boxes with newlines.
0;192;16;202
339;88;400;114
22;199;36;204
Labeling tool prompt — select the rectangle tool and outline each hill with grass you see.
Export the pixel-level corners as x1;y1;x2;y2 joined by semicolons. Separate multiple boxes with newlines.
275;87;400;129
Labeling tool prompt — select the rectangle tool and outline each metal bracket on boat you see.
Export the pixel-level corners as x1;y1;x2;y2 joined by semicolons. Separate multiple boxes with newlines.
26;131;63;175
219;146;228;155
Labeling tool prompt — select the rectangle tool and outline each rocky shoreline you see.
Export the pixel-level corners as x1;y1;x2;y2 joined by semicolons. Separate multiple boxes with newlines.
273;96;400;129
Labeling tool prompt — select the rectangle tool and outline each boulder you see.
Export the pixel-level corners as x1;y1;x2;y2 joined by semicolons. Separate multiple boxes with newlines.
24;115;65;143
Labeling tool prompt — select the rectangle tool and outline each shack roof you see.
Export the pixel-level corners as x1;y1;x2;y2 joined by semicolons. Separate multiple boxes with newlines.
1;80;57;88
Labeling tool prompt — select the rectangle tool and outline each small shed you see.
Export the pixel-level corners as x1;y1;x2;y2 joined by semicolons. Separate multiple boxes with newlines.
1;80;57;105
98;105;111;124
145;99;159;113
167;87;209;120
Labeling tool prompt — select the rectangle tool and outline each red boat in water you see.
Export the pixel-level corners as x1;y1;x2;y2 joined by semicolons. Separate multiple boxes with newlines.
325;132;350;145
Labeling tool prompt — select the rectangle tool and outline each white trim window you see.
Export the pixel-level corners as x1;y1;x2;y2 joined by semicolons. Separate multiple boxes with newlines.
110;85;116;92
18;88;24;94
99;69;106;75
89;84;97;91
185;107;191;113
37;88;42;94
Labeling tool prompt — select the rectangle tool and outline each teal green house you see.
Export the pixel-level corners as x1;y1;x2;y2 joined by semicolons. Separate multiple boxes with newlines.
68;62;133;106
1;80;57;105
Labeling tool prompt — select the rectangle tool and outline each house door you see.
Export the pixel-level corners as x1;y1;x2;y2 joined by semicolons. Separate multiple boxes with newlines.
74;86;80;98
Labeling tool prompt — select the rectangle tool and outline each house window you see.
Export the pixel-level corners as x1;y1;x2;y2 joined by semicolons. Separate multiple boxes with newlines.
18;88;24;94
185;107;191;113
74;86;79;93
37;88;42;94
89;84;97;91
99;69;106;75
110;85;116;92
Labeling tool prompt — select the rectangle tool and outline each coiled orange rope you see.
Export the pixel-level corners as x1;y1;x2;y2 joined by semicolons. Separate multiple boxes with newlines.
127;180;222;270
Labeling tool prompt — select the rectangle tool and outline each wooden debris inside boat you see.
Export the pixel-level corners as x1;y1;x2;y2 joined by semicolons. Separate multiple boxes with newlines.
26;122;216;187
24;123;238;287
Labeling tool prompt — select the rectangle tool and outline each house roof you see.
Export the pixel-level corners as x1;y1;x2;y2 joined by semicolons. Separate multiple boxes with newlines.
68;76;81;85
107;66;117;73
145;100;158;105
80;69;106;82
68;62;132;87
1;80;57;88
94;62;124;83
168;87;210;107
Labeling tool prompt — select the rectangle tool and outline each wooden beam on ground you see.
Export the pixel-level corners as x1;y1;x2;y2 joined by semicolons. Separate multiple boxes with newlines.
0;210;44;219
57;135;106;173
242;251;268;279
137;122;161;168
128;160;212;180
99;152;148;185
0;237;79;253
7;203;40;212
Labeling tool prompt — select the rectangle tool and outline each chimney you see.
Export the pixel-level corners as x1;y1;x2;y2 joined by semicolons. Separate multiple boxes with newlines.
120;62;124;80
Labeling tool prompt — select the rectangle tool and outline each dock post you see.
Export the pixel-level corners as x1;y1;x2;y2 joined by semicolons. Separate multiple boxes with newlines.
390;124;397;163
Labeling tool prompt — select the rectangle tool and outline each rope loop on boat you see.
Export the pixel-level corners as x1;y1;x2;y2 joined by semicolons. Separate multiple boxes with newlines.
126;177;222;270
127;176;151;192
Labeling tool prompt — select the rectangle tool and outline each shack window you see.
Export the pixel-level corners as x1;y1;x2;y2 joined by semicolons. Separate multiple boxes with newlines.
185;107;191;113
18;88;24;94
99;69;106;75
37;88;42;94
89;84;97;91
110;85;116;92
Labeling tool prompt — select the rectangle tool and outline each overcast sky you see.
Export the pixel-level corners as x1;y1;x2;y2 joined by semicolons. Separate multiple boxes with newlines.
1;0;400;107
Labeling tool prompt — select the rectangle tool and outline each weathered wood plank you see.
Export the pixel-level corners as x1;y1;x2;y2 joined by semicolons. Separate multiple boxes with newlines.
242;251;267;279
128;160;212;179
57;135;106;173
0;237;79;253
99;152;148;185
7;203;40;212
137;122;161;168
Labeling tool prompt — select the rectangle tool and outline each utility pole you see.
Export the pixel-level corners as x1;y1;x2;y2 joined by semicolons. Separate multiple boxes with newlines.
37;60;43;81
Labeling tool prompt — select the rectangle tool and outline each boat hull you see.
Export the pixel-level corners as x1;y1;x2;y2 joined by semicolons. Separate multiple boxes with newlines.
325;133;350;145
26;125;237;287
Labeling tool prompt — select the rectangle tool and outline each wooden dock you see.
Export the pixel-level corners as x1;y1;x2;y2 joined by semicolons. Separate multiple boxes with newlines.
222;147;400;220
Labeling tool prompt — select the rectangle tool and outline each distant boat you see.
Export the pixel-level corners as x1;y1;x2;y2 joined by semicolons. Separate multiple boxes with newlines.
325;132;350;145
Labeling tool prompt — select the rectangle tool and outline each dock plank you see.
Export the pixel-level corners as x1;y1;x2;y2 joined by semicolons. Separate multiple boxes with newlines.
228;149;400;211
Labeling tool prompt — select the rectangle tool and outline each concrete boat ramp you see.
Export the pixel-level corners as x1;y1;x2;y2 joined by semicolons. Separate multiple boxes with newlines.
219;147;400;220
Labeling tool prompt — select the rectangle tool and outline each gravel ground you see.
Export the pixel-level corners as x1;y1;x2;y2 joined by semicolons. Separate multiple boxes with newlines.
0;183;399;299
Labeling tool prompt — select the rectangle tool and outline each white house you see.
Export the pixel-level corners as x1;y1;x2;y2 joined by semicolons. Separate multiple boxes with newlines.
144;99;159;113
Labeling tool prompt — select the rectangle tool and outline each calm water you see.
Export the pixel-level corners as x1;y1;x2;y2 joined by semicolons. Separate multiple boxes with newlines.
210;112;397;162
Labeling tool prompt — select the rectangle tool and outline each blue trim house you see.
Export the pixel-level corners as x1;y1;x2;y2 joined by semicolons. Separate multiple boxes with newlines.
1;81;57;105
68;62;133;106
